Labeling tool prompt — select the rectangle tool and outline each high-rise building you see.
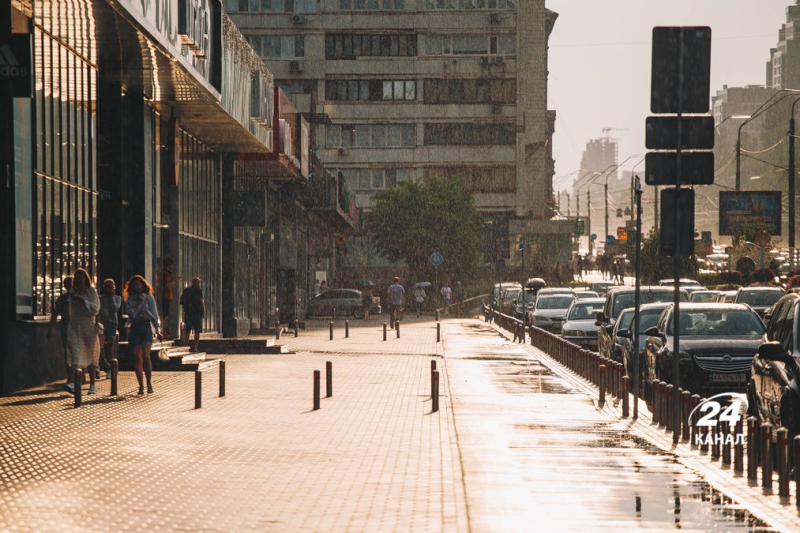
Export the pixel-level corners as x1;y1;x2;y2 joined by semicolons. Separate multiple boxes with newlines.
767;1;800;90
228;0;569;275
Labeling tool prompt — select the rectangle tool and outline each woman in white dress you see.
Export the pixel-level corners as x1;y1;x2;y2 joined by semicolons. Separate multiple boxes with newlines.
66;268;101;395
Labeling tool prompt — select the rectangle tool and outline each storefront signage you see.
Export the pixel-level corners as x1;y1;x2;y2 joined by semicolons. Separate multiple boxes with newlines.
0;34;32;98
719;191;782;236
179;0;211;58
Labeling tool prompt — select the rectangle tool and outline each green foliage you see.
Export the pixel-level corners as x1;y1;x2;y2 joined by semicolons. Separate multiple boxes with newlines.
368;176;484;282
733;222;773;248
639;228;698;284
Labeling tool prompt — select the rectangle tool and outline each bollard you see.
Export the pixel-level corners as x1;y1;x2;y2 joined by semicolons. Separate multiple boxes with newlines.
681;391;691;441
74;368;83;408
794;436;800;506
396;320;400;338
329;321;334;341
520;323;525;344
110;359;119;397
431;360;437;397
219;360;226;397
436;309;440;322
621;376;630;418
690;395;701;446
275;320;281;340
777;428;789;497
195;370;202;409
652;380;660;424
734;419;744;473
599;365;607;407
711;421;721;459
313;370;321;411
665;384;674;432
700;398;710;453
761;423;773;490
345;320;350;338
294;319;299;337
326;361;332;398
722;424;731;465
333;307;336;322
432;370;440;413
659;382;668;428
383;322;387;341
437;323;441;343
747;417;759;481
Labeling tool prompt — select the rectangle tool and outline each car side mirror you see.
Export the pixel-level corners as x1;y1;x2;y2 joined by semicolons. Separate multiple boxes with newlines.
758;342;791;363
645;326;661;337
617;329;631;339
763;312;772;323
596;312;606;323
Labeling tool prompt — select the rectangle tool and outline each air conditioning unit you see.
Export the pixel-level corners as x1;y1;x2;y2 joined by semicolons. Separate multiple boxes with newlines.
489;13;501;24
291;14;308;24
289;60;303;73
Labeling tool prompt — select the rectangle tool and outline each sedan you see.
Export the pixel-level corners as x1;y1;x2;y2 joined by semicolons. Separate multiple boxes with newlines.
614;302;672;389
307;289;381;318
574;290;600;299
561;298;605;349
643;303;764;401
734;286;784;319
530;294;576;333
690;290;721;303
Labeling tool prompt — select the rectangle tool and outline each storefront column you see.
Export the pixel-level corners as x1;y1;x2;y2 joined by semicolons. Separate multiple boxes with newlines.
221;154;237;337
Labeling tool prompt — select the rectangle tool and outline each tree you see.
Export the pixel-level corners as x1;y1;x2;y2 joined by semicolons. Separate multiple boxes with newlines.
640;228;697;284
368;176;484;282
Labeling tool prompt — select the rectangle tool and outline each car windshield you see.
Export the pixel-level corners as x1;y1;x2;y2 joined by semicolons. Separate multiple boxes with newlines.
666;309;765;337
504;289;521;300
618;311;634;330
536;296;574;310
735;290;783;307
567;301;604;320
612;291;687;318
691;292;718;303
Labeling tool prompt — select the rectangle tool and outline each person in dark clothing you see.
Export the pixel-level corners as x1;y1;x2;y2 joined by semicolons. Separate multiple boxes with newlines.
48;276;73;389
180;277;205;352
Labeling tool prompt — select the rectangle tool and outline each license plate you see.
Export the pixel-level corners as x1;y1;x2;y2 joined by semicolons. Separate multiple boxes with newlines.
711;373;746;383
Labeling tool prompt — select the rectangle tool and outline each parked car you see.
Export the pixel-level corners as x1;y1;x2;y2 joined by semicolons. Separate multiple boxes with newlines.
690;290;721;303
530;294;576;333
500;287;522;315
746;293;800;446
514;288;538;319
658;278;703;287
561;298;605;349
642;303;764;401
733;286;785;319
616;302;673;385
574;290;600;299
535;287;575;301
590;281;616;295
492;282;522;311
307;289;381;318
716;290;737;304
596;286;689;361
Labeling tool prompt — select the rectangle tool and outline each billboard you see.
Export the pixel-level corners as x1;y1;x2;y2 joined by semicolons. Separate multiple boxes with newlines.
719;191;781;236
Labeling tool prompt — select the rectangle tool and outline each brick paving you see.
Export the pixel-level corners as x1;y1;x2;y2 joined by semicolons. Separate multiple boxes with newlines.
0;318;464;532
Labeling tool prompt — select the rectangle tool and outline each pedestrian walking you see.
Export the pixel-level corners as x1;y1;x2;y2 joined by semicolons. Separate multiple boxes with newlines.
180;277;205;352
65;269;101;395
361;285;373;321
159;258;179;339
124;275;161;395
440;282;453;315
454;281;467;317
48;276;73;389
577;256;585;281
387;277;405;328
414;286;426;317
98;279;122;379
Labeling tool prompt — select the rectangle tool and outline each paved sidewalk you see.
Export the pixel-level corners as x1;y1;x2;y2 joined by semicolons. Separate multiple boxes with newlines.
0;320;465;532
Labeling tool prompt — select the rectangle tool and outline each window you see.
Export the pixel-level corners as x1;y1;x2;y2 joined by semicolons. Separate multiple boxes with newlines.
325;34;418;59
338;0;407;9
424;123;516;145
251;35;305;58
424;34;516;56
325;80;416;101
228;0;316;11
336;168;415;190
427;0;510;7
327;124;416;148
424;165;516;193
424;79;515;104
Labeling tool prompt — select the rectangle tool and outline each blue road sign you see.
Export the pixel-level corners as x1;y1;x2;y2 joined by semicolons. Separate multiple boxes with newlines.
606;235;617;246
429;252;444;266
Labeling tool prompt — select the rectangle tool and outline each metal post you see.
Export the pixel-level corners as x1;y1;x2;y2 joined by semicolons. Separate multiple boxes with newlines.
110;359;118;397
734;419;744;473
294;319;299;337
604;179;609;249
747;417;759;481
329;321;333;340
396;320;400;338
313;370;320;411
195;370;202;410
711;421;721;459
74;368;83;408
777;428;789;497
431;360;437;397
665;384;674;432
345;320;349;338
622;376;629;418
332;307;336;322
219;360;226;397
691;395;701;446
722;424;732;465
794;436;800;506
383;322;387;341
652;380;660;424
671;30;685;446
436;323;441;342
660;382;668;427
791;109;797;270
432;370;440;412
632;177;642;419
761;423;773;490
326;361;332;398
681;390;690;441
700;397;709;453
599;365;606;407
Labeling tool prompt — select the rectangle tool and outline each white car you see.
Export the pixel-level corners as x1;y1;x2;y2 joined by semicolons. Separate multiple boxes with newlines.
530;294;576;333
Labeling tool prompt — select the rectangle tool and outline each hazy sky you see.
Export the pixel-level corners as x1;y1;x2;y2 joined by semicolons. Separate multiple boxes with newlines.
547;0;792;190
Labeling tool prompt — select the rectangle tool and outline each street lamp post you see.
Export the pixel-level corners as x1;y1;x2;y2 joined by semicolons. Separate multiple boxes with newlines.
789;98;800;270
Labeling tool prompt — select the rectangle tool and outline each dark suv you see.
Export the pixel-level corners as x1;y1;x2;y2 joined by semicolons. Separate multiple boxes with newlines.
747;293;800;445
734;286;784;319
596;286;688;360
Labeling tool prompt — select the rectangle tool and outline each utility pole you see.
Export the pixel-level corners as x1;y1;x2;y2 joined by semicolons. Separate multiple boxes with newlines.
632;176;643;419
789;98;800;269
604;179;609;248
587;190;593;256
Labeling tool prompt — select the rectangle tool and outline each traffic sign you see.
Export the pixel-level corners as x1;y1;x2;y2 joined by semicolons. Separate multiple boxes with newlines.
660;189;695;256
645;152;714;186
429;252;443;266
650;27;712;113
645;116;714;150
606;235;617;246
616;227;628;242
574;219;586;236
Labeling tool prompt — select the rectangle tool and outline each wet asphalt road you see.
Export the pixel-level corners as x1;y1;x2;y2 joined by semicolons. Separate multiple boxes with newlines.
444;321;774;532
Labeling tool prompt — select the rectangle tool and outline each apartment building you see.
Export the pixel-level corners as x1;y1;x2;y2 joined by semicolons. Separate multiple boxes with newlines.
228;0;570;276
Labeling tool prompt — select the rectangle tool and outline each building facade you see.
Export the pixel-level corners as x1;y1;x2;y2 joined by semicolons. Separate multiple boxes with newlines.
227;0;568;278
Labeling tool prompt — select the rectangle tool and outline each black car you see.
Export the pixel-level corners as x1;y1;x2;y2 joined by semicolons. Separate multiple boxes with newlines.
734;286;784;319
643;303;764;401
747;293;800;444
